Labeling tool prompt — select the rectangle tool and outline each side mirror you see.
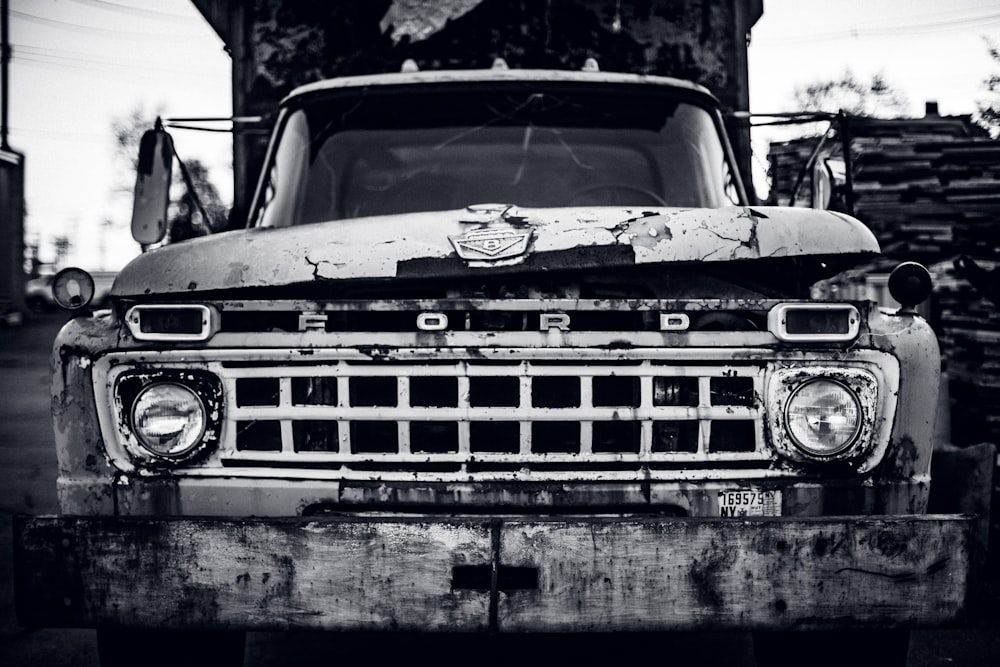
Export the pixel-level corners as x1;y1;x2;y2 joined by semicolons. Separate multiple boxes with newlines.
131;127;174;246
810;158;847;213
810;160;832;210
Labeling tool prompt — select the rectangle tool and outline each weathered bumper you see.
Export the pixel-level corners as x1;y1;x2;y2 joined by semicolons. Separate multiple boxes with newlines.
14;514;970;632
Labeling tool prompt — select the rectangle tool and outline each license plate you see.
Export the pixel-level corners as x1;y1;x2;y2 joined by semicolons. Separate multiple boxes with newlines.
718;489;781;517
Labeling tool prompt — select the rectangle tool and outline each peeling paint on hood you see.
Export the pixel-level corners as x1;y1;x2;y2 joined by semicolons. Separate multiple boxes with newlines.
112;206;879;297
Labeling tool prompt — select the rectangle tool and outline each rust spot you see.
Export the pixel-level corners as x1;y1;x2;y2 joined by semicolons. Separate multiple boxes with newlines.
357;345;395;359
689;548;737;609
875;529;909;559
224;263;251;285
257;554;297;611
888;435;920;474
175;584;222;624
814;534;842;558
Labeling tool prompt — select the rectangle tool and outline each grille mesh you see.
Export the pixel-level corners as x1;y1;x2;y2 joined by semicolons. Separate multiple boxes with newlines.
223;361;767;478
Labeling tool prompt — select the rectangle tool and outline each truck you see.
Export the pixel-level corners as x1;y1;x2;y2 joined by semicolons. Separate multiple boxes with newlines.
14;65;971;667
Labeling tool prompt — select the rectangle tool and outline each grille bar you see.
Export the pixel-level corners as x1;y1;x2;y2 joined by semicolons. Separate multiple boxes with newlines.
223;362;751;377
229;406;759;420
221;450;764;464
209;298;783;312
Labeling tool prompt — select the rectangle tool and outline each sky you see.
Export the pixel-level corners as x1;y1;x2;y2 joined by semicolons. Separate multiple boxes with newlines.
7;0;231;270
5;0;1000;271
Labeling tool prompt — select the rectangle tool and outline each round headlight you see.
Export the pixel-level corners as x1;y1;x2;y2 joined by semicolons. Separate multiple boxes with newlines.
785;379;862;457
131;382;207;457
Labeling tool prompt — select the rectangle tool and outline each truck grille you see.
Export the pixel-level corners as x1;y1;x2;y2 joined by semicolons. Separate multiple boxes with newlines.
219;358;769;480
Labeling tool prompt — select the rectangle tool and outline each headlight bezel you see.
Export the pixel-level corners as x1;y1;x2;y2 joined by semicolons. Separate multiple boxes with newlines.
116;369;224;466
767;366;880;465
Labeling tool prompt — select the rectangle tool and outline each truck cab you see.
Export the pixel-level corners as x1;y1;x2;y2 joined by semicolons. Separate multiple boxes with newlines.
15;66;970;667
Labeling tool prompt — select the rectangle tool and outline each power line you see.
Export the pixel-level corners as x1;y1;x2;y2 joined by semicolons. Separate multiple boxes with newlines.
65;0;195;24
8;125;109;142
11;53;222;79
839;3;1000;30
10;9;207;42
14;43;221;74
758;11;1000;46
857;12;1000;34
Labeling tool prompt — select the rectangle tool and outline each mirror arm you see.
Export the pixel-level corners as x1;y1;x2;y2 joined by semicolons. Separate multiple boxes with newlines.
788;121;834;208
837;110;856;217
163;116;265;133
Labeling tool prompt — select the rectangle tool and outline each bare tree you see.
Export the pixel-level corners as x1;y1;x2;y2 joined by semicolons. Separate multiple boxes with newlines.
168;159;228;243
111;103;165;194
793;70;908;117
976;40;1000;137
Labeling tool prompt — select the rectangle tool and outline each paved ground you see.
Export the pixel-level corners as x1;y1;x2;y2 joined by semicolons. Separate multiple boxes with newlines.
1;312;998;665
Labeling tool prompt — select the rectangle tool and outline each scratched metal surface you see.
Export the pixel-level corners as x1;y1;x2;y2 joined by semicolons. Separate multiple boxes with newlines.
14;515;970;632
111;206;878;297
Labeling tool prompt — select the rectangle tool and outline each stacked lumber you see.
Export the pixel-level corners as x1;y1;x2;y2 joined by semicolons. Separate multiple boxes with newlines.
766;138;818;203
931;257;1000;445
767;113;1000;262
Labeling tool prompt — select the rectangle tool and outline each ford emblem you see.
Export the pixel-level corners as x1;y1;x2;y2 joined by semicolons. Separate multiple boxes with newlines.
449;227;533;261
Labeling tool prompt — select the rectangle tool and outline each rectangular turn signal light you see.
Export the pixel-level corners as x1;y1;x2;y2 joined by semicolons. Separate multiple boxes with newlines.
125;304;219;342
768;303;860;342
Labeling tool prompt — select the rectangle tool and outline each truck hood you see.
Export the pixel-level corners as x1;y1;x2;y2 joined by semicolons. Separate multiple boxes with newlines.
113;206;879;297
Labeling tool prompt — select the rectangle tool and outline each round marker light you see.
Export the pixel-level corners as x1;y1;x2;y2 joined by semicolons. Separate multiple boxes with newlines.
888;261;932;309
785;379;861;457
51;267;95;310
131;382;207;457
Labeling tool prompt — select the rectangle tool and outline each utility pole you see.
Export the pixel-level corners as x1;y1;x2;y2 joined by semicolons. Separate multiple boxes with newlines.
1;0;9;150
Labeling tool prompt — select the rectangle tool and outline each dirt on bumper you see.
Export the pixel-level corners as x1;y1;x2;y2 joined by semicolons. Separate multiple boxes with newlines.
14;514;970;632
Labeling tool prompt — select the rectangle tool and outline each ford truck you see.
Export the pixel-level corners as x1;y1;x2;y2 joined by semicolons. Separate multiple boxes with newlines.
14;66;971;667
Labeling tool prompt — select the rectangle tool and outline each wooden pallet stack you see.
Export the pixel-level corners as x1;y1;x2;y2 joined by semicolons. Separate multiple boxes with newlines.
768;112;1000;448
768;113;1000;261
931;257;1000;446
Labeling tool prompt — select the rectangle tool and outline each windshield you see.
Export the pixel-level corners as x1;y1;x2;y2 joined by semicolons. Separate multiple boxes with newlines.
255;85;741;227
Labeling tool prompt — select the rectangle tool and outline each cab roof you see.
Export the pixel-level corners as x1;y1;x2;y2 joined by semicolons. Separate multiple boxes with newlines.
283;67;719;107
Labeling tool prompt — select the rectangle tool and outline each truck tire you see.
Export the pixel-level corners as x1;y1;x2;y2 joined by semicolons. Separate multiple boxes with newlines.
753;629;910;667
97;629;246;667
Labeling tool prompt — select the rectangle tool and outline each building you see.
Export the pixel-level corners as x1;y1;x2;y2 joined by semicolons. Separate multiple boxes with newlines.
0;146;24;323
